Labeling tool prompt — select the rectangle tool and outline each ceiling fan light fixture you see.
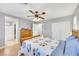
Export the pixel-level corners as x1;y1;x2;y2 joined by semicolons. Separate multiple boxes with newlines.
33;18;41;22
28;10;46;21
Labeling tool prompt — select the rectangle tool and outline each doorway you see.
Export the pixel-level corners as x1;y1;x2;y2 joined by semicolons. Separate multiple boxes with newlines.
5;16;19;46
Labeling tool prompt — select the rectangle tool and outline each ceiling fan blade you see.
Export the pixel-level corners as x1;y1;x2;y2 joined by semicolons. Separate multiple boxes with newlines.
29;10;35;15
27;15;34;17
38;16;45;19
40;12;46;15
22;15;34;18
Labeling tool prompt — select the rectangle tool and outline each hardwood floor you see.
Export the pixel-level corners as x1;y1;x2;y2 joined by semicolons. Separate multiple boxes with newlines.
0;40;20;56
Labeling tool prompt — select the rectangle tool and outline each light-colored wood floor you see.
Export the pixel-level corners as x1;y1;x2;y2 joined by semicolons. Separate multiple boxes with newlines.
0;40;20;56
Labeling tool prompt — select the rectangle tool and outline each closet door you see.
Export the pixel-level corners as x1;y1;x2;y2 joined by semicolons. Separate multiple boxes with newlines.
52;21;71;41
52;22;61;41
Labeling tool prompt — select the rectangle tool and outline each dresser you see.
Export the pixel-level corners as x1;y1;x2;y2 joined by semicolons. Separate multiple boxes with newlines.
20;28;32;44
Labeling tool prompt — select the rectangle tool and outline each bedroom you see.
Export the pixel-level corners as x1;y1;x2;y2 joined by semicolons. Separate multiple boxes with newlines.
0;3;79;56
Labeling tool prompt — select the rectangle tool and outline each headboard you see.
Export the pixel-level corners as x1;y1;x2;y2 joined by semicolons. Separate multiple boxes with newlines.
20;28;32;44
72;30;79;39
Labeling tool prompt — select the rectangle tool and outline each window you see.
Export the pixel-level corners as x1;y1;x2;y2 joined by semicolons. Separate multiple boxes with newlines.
73;16;77;30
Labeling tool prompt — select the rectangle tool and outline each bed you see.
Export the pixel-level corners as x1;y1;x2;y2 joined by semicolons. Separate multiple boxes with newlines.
18;36;60;56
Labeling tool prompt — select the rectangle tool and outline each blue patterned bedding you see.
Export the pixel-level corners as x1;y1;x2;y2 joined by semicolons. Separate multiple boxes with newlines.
18;37;59;56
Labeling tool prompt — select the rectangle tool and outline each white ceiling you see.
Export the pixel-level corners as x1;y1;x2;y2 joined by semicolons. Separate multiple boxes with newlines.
0;3;78;21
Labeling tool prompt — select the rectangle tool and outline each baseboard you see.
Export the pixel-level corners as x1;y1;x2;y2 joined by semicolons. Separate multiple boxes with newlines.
0;46;4;49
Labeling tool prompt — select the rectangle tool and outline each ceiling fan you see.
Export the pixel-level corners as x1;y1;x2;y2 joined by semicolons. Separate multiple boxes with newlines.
27;10;46;21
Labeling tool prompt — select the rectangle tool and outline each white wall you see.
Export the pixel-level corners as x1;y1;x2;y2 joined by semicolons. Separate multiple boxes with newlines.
0;13;5;47
73;4;79;16
19;19;32;30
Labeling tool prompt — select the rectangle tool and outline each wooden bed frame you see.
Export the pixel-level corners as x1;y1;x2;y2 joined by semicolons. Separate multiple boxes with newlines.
72;30;79;39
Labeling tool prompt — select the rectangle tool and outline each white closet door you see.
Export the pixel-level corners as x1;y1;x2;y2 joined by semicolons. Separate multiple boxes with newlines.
52;21;71;41
52;22;61;41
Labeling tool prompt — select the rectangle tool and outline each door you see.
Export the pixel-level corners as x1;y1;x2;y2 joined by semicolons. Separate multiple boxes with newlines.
52;21;71;41
5;22;14;41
